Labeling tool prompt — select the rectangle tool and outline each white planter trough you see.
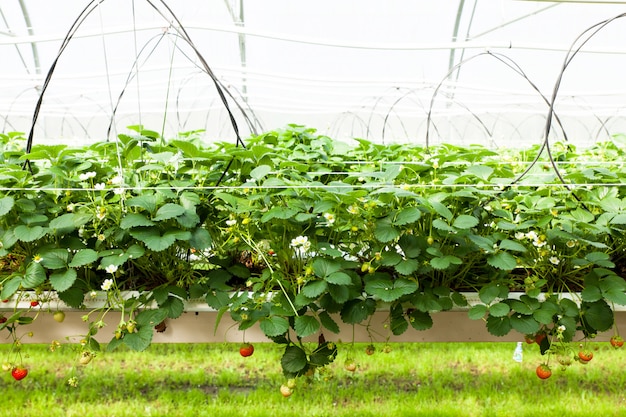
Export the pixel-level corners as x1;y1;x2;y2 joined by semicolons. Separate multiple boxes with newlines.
0;291;623;344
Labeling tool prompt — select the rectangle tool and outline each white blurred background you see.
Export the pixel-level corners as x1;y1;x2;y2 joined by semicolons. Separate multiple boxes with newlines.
2;0;626;146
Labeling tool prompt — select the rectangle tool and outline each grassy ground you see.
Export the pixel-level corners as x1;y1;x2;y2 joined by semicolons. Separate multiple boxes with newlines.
1;341;625;417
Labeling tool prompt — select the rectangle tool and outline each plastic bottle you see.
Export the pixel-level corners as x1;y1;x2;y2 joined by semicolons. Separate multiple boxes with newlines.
513;341;523;363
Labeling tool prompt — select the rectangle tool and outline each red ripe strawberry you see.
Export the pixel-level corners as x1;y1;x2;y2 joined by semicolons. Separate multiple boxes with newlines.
578;350;593;363
239;343;254;357
11;366;28;381
0;316;7;324
610;335;624;348
30;300;39;307
536;364;552;380
534;332;546;345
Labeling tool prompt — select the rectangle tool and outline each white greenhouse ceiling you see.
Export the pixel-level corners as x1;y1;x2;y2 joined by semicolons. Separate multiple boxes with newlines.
2;0;626;146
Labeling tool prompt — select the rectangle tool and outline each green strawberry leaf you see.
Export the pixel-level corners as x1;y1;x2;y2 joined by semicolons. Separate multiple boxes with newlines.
409;310;433;331
486;315;512;336
0;196;14;217
153;203;186;221
120;213;155;229
510;314;540;335
281;345;308;375
468;304;488;320
294;315;320;338
340;298;376;324
302;280;328;298
260;316;290;337
69;249;99;268
453;215;478;229
22;262;46;288
318;311;340;334
365;277;417;302
50;268;77;292
488;302;510;317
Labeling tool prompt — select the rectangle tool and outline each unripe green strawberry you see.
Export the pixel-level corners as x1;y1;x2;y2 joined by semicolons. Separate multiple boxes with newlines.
53;311;65;323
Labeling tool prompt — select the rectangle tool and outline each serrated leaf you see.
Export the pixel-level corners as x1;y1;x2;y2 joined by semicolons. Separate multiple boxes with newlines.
581;300;613;332
302;280;328;298
510;314;540;334
205;290;231;310
153;203;186;221
599;275;626;293
465;164;493;181
249;164;272;181
430;200;453;220
260;316;290;337
451;291;468;307
581;285;602;302
69;249;99;267
603;289;626;305
374;220;400;242
0;196;14;217
40;249;69;269
50;268;77;292
260;206;298;222
58;287;84;308
22;262;46;288
395;259;419;275
281;345;308;374
340;298;376;324
325;271;352;286
14;225;46;242
487;252;517;270
190;227;212;250
123;326;153;351
478;286;501;304
159;296;185;319
430;255;461;270
489;302;511;317
468;304;488;320
135;309;169;327
390;304;409;335
453;215;478;229
559;298;580;317
127;194;158;213
328;284;350;303
121;213;155;229
294;315;320;338
432;218;456;233
499;239;527;253
49;213;83;232
1;276;21;300
129;228;190;251
312;258;341;278
380;251;402;267
364;277;417;302
319;311;340;333
408;310;433;331
486;315;512;336
393;207;421;225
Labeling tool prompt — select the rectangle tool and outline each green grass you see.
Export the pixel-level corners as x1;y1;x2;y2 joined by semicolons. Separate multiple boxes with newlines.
2;341;626;416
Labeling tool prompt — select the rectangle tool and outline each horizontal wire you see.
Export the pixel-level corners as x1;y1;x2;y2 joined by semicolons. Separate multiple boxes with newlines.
3;22;626;55
0;182;622;193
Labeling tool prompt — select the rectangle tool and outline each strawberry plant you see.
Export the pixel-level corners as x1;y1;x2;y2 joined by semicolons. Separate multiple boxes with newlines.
1;125;626;380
